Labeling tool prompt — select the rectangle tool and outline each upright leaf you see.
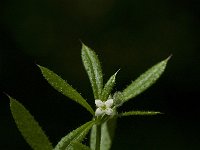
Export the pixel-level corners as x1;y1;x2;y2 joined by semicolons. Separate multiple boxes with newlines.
100;70;119;101
54;120;96;150
90;118;117;150
120;111;162;117
81;43;103;99
9;97;53;150
38;65;94;115
100;118;117;150
122;56;171;102
90;125;96;150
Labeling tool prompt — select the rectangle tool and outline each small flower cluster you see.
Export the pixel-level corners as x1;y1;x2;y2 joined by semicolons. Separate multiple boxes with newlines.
95;99;114;116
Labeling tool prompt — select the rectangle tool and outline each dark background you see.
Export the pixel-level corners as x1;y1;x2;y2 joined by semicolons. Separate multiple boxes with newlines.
0;0;200;149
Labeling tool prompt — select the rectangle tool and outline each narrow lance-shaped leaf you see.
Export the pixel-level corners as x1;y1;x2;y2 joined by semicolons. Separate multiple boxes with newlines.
9;97;53;150
122;56;171;102
70;142;91;150
90;125;96;150
100;70;119;101
81;43;103;99
38;65;94;115
100;117;117;150
112;92;124;107
120;111;162;117
54;120;96;150
90;118;117;150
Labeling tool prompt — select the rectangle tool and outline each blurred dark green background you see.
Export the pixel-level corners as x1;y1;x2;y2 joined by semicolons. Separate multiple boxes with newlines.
1;0;200;149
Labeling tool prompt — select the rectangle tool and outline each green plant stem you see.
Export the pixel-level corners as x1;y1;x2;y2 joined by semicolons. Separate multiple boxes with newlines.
95;125;101;150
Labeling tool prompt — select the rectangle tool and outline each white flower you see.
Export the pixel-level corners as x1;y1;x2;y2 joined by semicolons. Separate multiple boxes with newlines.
95;99;114;116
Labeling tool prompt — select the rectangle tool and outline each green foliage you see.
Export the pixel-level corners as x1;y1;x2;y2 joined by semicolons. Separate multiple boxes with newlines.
9;97;53;150
100;70;119;101
100;118;117;150
54;120;96;150
70;142;91;150
120;111;162;117
90;125;96;150
38;65;94;115
81;43;103;99
8;43;170;150
90;117;117;150
122;56;171;102
113;92;124;107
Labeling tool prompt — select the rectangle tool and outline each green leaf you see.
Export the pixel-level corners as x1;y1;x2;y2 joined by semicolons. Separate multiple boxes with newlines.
100;70;119;101
113;92;124;107
9;97;53;150
100;118;117;150
120;111;162;117
70;142;91;150
90;118;117;150
122;56;171;102
38;65;94;115
81;43;103;99
89;125;96;150
54;120;96;150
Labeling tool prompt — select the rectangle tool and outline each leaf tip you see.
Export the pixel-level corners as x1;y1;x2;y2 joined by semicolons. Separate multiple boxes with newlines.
115;69;120;75
158;112;164;115
5;94;14;104
36;64;44;70
81;42;88;50
166;54;173;61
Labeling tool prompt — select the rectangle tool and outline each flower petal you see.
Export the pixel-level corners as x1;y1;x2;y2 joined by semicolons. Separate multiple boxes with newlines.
105;108;113;115
95;99;104;107
95;108;104;116
105;99;113;108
